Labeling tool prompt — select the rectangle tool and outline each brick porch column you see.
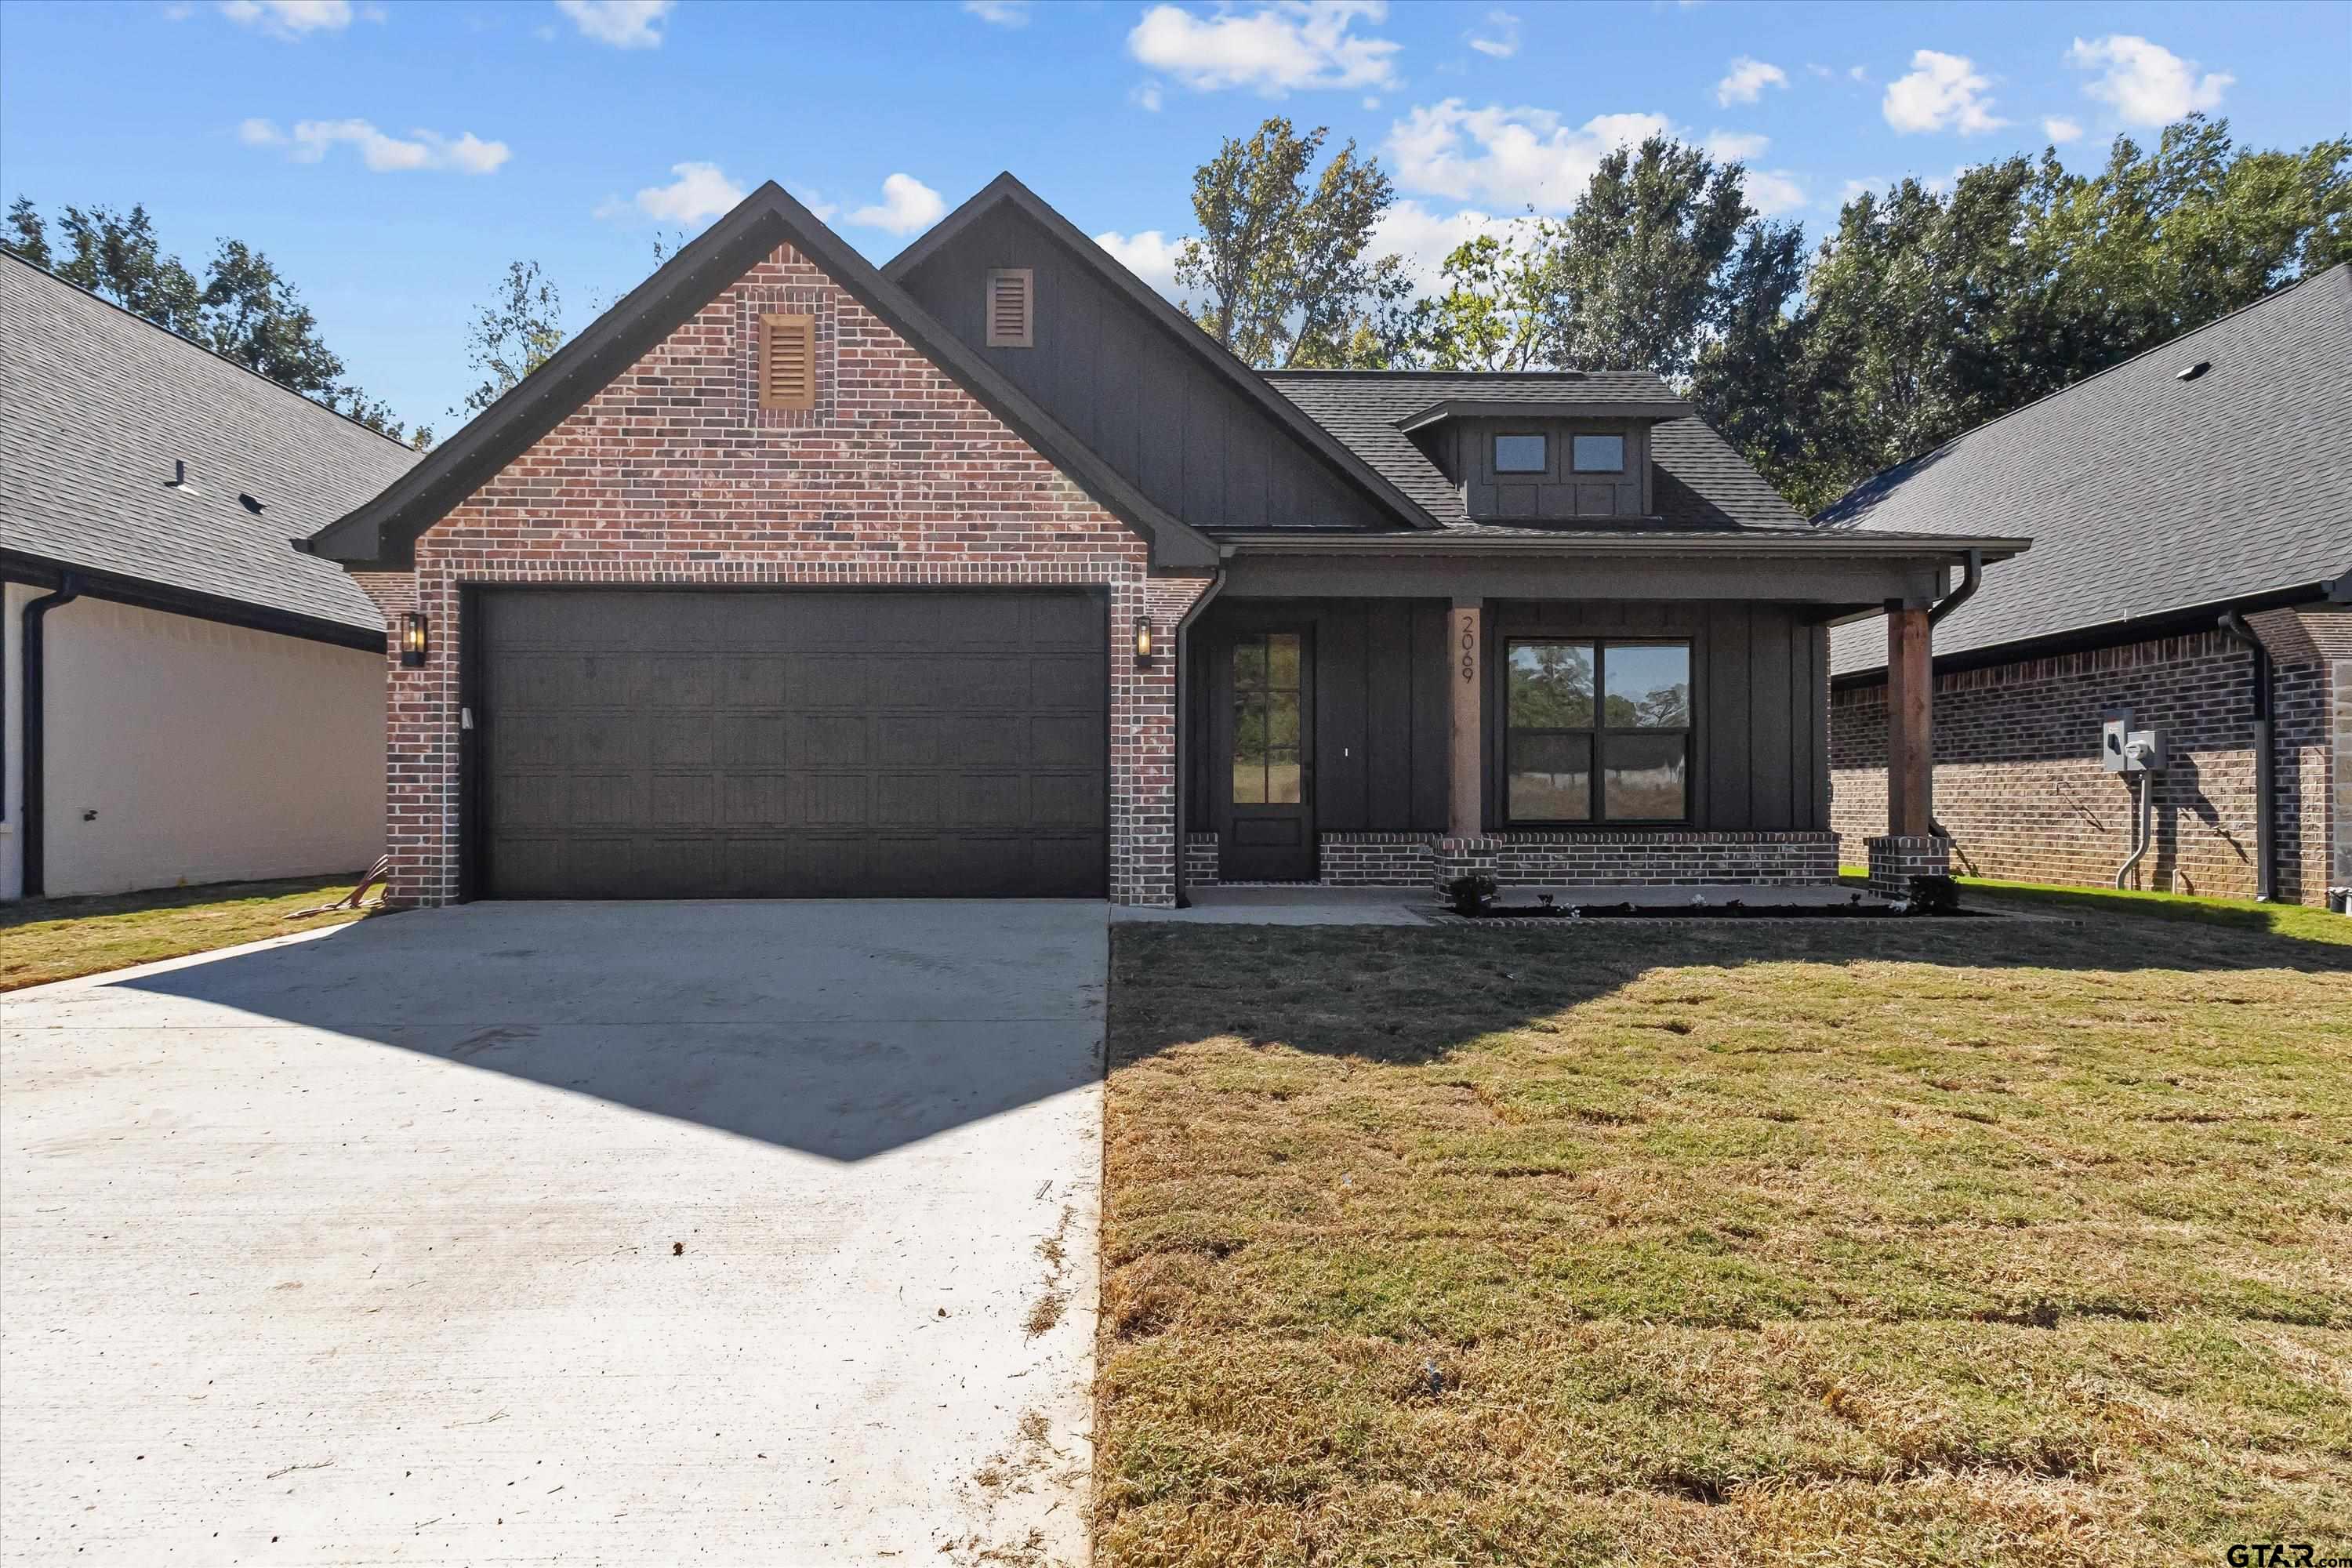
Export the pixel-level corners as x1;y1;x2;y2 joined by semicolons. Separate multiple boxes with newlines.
1871;601;1949;895
1449;597;1483;838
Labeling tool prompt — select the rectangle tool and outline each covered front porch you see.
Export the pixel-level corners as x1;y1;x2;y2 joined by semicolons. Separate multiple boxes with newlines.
1172;532;2013;903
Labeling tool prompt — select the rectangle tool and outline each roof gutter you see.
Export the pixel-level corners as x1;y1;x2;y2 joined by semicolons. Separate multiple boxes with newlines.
19;572;83;898
1928;548;1983;625
1221;532;2030;561
2216;608;2277;902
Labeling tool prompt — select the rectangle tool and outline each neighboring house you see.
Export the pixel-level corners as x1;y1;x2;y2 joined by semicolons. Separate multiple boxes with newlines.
1;254;417;901
1822;264;2352;908
299;176;2020;909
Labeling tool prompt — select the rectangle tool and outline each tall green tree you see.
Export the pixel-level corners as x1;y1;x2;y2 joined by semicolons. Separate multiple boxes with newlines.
1174;118;1407;368
453;260;566;419
2;197;429;448
1534;136;1752;381
1421;229;1550;371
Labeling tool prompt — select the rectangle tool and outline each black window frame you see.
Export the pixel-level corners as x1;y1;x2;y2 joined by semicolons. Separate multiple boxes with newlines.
1501;637;1693;826
1570;433;1625;474
1492;432;1549;474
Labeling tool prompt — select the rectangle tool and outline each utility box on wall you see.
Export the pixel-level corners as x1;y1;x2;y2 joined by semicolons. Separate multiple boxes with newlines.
2100;710;2135;772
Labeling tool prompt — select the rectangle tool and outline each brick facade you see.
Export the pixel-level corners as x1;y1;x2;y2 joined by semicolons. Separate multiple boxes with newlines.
354;241;1208;909
1180;829;1837;892
1866;834;1952;898
1831;608;2347;905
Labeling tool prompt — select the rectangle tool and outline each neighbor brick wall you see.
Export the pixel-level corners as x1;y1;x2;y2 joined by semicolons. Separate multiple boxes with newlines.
355;241;1209;908
1831;607;2343;905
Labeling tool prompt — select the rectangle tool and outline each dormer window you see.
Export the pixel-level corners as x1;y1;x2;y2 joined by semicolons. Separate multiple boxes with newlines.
1494;434;1547;472
1572;434;1624;473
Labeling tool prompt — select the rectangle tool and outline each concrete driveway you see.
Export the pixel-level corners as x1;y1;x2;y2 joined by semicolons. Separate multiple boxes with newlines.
1;901;1107;1566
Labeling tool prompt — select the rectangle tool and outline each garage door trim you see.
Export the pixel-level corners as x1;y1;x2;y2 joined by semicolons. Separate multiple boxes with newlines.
457;583;1112;901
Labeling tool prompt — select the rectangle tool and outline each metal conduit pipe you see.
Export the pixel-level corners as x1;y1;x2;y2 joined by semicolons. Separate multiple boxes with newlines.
2115;771;2154;891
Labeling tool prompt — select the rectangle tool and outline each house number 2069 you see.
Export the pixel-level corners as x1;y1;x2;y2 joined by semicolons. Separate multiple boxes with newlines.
1457;615;1477;682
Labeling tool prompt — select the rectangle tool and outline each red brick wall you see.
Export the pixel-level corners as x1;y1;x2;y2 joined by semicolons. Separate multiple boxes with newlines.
1831;608;2342;904
353;242;1208;907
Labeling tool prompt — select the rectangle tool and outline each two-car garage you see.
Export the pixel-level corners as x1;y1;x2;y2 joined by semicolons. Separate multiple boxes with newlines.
472;588;1108;899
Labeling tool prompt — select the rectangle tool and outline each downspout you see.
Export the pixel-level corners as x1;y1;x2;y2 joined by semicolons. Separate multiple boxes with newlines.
1169;564;1227;909
20;572;83;899
2216;608;2276;902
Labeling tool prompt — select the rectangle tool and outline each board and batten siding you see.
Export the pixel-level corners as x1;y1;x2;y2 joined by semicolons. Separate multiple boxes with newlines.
1189;598;1830;835
894;201;1390;532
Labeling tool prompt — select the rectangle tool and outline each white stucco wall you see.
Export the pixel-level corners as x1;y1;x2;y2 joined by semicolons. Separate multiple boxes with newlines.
33;597;384;898
2;581;31;900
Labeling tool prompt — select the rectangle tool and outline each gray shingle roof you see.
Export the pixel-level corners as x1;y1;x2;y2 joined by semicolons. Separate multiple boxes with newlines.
1;253;418;633
1262;370;1808;531
1821;263;2352;677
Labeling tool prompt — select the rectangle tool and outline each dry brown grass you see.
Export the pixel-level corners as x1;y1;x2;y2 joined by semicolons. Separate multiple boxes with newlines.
1096;914;2352;1566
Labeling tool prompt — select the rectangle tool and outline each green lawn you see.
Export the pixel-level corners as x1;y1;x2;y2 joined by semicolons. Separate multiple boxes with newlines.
1098;913;2352;1566
1;874;373;992
1838;867;2352;947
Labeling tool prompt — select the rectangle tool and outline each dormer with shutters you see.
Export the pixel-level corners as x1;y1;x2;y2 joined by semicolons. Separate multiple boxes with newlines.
985;268;1033;348
758;312;815;411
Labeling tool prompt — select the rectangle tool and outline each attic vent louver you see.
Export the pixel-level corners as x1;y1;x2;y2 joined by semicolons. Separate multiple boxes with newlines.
759;313;815;411
2176;361;2211;382
985;267;1033;349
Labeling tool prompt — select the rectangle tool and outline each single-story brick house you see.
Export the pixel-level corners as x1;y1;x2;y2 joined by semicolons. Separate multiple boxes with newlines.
1824;263;2351;908
2;253;414;900
299;176;2022;909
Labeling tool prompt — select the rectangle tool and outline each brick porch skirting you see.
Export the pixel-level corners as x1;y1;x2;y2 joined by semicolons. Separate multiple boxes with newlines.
1182;830;1838;890
1867;834;1952;898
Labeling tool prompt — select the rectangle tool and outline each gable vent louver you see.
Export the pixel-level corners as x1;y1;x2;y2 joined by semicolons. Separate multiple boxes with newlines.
760;313;815;411
985;268;1034;349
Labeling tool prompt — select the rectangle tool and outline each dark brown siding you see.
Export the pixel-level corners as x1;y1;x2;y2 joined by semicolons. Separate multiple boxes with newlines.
1189;599;1451;833
1487;600;1828;831
895;201;1389;531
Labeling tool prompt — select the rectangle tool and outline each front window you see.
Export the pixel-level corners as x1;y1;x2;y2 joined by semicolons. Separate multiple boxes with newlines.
1494;434;1548;473
1505;640;1690;822
1571;434;1624;473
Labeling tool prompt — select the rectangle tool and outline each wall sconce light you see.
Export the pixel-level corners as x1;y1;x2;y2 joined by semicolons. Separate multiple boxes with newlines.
401;611;429;668
1133;613;1156;665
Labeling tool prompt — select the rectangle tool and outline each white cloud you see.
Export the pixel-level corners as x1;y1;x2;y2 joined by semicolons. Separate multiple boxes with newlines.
2066;34;2230;125
1838;176;1884;205
1094;229;1189;299
554;0;673;49
1744;169;1806;215
1847;64;1868;83
1882;49;2006;135
1388;100;1669;211
596;161;745;223
240;117;509;173
218;0;353;36
1704;129;1769;162
1467;9;1518;58
962;0;1029;23
1805;63;1831;80
2042;114;2084;144
848;172;946;236
1128;1;1400;94
1370;200;1532;289
1715;56;1787;106
1131;81;1165;111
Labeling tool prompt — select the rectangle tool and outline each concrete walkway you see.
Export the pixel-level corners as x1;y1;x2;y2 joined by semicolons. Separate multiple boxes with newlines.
1;901;1107;1566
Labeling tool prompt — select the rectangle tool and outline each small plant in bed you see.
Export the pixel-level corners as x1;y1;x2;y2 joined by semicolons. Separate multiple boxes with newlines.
1443;872;1498;916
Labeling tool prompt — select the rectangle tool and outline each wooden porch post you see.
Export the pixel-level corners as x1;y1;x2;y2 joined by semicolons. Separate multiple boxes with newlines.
1449;597;1483;838
1885;603;1933;837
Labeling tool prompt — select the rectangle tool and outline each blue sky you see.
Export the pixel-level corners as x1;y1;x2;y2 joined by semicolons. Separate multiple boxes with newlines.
4;0;2347;434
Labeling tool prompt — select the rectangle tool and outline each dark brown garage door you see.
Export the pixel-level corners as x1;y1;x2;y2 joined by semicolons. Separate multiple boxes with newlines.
475;589;1106;898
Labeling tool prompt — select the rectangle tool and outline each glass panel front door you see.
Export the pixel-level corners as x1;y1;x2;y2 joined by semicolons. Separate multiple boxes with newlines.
1221;629;1315;880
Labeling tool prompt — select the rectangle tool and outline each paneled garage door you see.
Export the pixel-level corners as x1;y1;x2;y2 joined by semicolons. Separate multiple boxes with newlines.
476;589;1106;898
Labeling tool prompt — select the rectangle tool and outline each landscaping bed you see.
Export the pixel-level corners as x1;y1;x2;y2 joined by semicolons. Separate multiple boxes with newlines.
1098;914;2352;1565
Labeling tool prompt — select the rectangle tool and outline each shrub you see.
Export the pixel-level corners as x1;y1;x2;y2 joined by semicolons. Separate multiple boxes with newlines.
1444;873;1498;916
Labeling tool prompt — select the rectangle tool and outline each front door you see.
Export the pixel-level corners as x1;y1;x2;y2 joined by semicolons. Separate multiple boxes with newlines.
1218;628;1316;881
